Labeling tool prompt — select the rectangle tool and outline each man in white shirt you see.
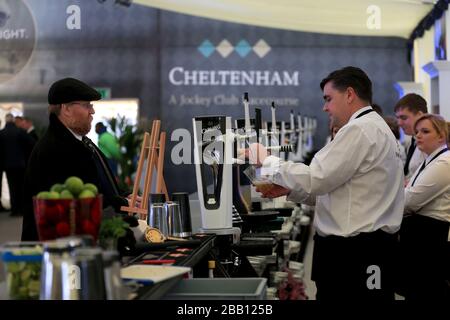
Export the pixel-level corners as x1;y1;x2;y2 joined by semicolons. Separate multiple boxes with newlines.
394;93;427;183
247;66;404;300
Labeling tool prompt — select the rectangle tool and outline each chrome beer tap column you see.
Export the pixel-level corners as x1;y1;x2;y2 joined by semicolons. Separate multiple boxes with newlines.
193;115;240;241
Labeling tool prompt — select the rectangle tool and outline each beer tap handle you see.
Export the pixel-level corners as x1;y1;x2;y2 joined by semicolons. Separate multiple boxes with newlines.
244;92;251;133
271;102;276;132
255;108;262;143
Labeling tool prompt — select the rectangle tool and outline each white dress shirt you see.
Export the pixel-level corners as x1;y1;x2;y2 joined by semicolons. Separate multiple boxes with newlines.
397;140;407;164
67;128;83;141
261;107;404;237
404;145;450;227
405;138;426;182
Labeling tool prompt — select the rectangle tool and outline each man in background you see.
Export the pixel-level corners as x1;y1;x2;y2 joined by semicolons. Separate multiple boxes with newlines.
95;122;121;178
22;117;38;141
0;114;35;216
394;93;428;183
15;116;38;141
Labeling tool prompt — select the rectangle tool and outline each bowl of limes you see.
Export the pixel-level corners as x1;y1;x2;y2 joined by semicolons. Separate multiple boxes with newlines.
32;176;102;241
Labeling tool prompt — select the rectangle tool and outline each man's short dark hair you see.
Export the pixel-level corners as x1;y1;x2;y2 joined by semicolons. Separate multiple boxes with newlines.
320;66;372;103
5;113;14;122
95;122;105;129
394;93;427;114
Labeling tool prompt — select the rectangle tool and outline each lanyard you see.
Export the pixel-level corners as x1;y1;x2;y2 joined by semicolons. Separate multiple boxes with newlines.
411;148;449;186
355;109;374;119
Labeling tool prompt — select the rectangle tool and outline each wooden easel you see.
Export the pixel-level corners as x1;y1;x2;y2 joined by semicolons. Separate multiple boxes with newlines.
120;120;169;220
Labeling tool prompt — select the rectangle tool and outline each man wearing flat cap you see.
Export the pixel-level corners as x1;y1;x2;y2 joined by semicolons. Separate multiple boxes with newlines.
22;78;129;240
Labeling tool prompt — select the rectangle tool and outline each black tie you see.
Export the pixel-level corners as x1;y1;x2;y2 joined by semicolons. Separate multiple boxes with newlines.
404;137;415;176
82;136;119;196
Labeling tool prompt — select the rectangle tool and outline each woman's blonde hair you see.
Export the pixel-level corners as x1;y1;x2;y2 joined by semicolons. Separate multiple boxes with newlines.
447;122;450;143
414;114;448;143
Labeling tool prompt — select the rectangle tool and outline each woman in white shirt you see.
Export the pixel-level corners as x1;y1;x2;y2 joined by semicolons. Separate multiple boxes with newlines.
400;114;449;300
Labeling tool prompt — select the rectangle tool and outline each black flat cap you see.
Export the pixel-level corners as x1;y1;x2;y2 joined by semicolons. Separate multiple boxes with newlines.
48;77;101;105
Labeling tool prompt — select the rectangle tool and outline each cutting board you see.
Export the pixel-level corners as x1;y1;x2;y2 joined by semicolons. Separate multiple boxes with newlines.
121;264;191;285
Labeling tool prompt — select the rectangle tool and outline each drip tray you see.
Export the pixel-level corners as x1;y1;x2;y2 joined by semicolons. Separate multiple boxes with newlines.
163;278;267;300
240;211;279;223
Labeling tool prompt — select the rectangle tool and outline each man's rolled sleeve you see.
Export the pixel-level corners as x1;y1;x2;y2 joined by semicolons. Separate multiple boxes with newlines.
287;190;316;205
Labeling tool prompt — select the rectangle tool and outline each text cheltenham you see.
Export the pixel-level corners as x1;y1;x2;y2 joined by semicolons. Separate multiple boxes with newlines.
169;67;300;86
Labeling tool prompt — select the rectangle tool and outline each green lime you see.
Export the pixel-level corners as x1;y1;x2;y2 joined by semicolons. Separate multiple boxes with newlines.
60;189;74;199
78;189;95;199
64;176;84;196
50;183;64;193
83;183;98;195
36;191;51;199
47;191;60;199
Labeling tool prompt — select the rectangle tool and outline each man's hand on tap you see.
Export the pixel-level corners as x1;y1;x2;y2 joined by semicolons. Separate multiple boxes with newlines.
256;183;290;198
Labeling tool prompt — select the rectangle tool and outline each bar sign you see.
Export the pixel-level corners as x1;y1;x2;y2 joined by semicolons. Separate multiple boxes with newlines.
95;87;111;99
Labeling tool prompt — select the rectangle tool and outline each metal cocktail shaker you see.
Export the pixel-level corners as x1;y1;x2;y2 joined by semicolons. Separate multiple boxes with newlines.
148;203;169;236
40;242;75;300
171;192;192;237
57;235;94;248
71;247;106;300
102;250;123;300
165;202;182;237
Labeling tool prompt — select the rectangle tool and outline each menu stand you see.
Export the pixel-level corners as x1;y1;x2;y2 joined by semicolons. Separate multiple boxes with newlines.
120;120;169;220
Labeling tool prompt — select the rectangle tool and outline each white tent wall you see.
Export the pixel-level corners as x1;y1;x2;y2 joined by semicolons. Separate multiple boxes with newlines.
414;28;435;109
413;9;450;119
135;0;434;38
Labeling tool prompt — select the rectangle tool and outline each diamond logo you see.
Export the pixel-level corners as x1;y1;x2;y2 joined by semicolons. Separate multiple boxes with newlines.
216;39;233;58
198;40;215;58
253;39;271;58
198;39;271;59
235;40;252;58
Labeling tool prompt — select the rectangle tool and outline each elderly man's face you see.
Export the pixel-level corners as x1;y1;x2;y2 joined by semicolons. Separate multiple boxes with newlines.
322;81;351;130
64;101;95;135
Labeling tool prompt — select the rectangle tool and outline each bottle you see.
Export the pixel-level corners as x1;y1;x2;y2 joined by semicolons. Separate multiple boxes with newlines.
208;260;215;278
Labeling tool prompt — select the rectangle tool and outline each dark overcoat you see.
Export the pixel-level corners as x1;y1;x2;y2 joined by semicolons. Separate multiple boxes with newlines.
22;113;127;240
